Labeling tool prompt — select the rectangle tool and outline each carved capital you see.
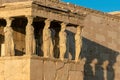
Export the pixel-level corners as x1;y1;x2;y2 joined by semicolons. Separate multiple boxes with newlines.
44;19;52;28
61;23;67;27
60;23;67;31
5;17;14;27
76;26;83;34
26;16;34;25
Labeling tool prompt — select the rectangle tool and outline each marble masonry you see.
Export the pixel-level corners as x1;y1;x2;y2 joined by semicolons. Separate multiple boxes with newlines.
0;0;120;80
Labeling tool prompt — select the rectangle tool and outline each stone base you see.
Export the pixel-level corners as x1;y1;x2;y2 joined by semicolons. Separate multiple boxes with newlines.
0;56;84;80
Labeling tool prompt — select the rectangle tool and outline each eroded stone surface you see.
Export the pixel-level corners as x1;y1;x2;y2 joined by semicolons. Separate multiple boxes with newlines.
56;63;70;80
44;60;56;80
0;60;4;80
30;59;43;80
0;57;30;80
69;71;83;80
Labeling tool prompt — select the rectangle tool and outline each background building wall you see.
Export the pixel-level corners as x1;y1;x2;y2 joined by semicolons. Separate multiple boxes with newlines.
81;13;120;80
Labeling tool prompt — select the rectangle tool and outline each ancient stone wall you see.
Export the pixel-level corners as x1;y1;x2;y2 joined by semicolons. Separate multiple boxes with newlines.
0;0;31;4
81;13;120;80
0;56;30;80
0;56;84;80
1;0;120;80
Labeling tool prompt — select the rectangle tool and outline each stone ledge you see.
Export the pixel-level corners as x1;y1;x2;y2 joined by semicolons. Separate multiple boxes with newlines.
0;55;82;63
1;0;120;22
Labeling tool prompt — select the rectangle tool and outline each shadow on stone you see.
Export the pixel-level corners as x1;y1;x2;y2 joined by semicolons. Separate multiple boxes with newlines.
81;37;119;80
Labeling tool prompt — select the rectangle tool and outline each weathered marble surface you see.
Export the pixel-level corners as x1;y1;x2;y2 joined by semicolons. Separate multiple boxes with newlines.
0;56;84;80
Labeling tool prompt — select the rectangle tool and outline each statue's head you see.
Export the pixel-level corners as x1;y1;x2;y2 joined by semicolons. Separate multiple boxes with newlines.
5;17;14;27
61;23;66;31
76;26;83;34
27;16;33;25
44;19;51;28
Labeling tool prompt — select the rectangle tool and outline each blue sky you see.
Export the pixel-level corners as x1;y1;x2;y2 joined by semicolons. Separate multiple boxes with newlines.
62;0;120;12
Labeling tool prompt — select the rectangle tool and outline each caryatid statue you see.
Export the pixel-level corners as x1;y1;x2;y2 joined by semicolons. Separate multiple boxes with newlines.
4;18;15;56
43;19;54;58
59;23;67;60
25;16;36;55
75;26;83;62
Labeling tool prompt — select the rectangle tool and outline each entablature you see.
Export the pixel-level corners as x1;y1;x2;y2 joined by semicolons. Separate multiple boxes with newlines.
0;0;86;25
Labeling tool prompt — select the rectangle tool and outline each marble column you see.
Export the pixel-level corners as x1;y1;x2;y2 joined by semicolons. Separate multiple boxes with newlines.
59;23;67;60
75;26;83;62
43;19;53;58
25;16;36;55
4;17;15;56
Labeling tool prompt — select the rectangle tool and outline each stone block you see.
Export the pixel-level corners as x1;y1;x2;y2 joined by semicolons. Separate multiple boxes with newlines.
56;61;70;80
22;58;30;80
95;34;106;42
4;59;24;80
30;59;43;80
44;60;56;80
0;57;30;80
0;60;4;80
56;61;64;70
70;63;82;71
69;71;83;80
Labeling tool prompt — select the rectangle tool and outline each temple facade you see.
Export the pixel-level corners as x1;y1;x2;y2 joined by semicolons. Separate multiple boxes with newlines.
0;0;120;80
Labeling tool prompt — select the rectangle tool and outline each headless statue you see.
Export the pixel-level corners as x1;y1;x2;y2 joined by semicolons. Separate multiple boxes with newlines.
4;18;15;56
59;23;67;60
25;17;36;55
43;19;53;58
75;26;82;62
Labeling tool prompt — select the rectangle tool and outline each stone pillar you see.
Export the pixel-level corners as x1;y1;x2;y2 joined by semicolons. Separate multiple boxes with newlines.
1;43;5;57
59;23;67;60
43;19;53;58
75;26;83;62
4;17;15;56
25;16;36;55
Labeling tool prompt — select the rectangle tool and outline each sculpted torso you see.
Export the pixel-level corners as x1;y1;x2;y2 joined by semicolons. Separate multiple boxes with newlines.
75;26;82;62
59;31;67;46
43;19;53;58
43;29;51;42
4;18;15;56
59;23;67;60
75;34;82;47
26;17;36;55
